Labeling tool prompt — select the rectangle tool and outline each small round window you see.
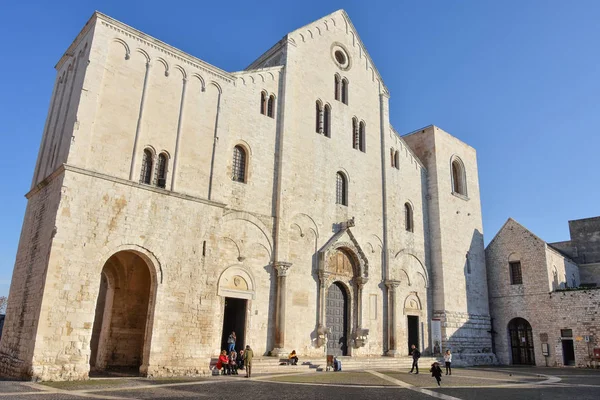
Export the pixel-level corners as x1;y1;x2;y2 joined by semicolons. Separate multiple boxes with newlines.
331;44;350;70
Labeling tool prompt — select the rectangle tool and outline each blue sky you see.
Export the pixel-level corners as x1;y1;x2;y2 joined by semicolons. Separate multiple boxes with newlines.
1;1;598;298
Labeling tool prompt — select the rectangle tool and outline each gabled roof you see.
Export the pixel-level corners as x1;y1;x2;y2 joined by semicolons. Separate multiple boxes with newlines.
247;9;389;94
486;218;576;263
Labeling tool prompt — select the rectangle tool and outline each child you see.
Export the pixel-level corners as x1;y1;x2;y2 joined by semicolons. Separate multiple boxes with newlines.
430;362;442;386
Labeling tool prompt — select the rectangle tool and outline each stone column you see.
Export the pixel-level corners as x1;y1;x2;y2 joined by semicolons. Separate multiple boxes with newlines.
355;277;368;328
386;280;400;357
271;262;292;356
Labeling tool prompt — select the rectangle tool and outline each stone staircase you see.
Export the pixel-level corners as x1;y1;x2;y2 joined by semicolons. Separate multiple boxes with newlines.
209;356;441;375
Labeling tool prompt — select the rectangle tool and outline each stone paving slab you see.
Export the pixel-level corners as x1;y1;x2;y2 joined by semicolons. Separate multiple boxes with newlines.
263;371;395;386
39;377;213;391
0;381;45;393
381;369;544;388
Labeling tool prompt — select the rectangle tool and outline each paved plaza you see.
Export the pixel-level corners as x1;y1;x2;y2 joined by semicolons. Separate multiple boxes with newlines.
0;367;598;399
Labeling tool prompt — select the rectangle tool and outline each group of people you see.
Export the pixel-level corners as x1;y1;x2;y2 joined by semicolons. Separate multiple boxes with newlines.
409;344;453;387
216;331;254;378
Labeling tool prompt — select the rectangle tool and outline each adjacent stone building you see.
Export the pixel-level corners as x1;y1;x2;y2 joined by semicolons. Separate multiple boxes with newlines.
0;10;495;380
486;217;600;367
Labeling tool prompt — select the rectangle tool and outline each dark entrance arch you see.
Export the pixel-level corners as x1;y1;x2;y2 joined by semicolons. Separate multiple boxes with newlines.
90;251;154;375
508;317;535;365
326;282;348;356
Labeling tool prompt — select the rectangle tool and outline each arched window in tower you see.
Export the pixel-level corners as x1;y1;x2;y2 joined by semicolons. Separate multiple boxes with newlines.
359;121;366;152
394;150;400;169
341;78;349;105
156;152;168;188
336;172;347;206
405;202;413;232
352;117;359;149
260;91;267;115
267;94;275;118
334;74;341;101
316;101;323;134
232;145;247;183
390;148;396;167
323;104;331;137
140;148;153;184
451;156;467;196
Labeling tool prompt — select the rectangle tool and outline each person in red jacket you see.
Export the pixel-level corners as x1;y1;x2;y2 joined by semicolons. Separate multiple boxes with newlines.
217;350;231;375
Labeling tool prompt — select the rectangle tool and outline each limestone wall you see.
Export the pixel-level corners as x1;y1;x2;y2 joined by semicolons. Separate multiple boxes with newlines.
404;126;493;358
0;173;64;379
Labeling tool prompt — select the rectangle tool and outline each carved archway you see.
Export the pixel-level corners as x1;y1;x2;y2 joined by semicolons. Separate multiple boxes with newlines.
217;265;256;300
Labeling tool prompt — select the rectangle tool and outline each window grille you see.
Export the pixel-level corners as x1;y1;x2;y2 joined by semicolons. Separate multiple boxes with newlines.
336;172;347;206
267;95;275;118
232;146;247;183
323;105;331;137
341;79;349;105
405;203;413;232
359;121;365;152
260;92;267;115
452;158;467;196
140;149;153;184
510;261;523;285
352;118;359;149
156;153;168;188
316;101;323;133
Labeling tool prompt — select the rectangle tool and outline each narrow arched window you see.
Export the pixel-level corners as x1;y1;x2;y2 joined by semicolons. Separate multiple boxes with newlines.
316;101;323;133
451;157;467;196
232;145;247;183
260;91;267;115
405;203;413;232
352;117;359;149
341;78;349;105
323;104;331;137
267;95;275;118
359;121;365;152
390;148;395;167
156;153;168;188
140;149;153;184
394;151;400;169
334;75;341;101
336;172;347;206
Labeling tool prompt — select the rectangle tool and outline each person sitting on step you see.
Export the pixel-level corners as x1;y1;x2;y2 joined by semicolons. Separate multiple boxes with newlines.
217;350;230;375
289;350;299;365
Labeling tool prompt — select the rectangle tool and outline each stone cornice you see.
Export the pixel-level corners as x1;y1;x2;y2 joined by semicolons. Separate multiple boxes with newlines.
96;13;234;83
27;164;227;209
55;12;98;70
57;11;235;84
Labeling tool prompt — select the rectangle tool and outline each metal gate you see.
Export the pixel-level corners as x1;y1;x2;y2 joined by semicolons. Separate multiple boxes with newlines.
326;282;348;356
508;318;535;365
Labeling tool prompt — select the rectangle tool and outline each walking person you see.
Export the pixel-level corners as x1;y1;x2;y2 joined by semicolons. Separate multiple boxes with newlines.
409;344;420;374
227;331;236;353
430;362;443;386
243;345;254;378
444;349;452;375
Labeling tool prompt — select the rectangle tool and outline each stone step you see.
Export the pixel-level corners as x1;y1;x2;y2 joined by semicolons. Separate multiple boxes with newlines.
209;356;441;374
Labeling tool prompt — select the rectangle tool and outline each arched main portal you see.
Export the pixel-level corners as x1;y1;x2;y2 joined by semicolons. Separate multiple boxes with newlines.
326;282;348;356
90;251;155;375
508;317;535;365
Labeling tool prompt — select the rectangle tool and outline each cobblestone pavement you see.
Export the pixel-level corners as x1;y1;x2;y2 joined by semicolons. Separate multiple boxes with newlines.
0;367;598;399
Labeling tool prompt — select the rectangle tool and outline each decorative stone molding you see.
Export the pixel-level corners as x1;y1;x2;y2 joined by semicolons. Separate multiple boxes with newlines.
274;262;292;277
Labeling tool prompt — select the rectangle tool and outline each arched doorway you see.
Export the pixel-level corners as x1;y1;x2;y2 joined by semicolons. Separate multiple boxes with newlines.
508;318;535;365
326;282;348;356
90;251;154;375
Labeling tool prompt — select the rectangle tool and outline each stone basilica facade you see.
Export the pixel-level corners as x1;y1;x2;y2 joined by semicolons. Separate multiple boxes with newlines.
0;10;495;380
